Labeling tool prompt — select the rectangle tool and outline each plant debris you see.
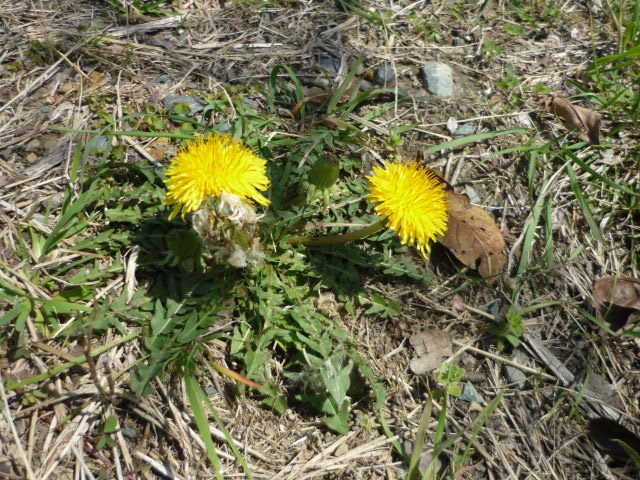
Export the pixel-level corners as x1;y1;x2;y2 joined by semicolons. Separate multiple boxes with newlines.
539;94;602;144
438;188;506;282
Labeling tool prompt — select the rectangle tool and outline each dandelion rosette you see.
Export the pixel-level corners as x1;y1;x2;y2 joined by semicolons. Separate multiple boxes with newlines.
366;160;448;257
164;134;270;220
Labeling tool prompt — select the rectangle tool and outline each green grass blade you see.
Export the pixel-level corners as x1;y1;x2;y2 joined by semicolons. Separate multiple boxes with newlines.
266;64;305;115
326;54;363;115
407;395;432;480
566;150;639;197
423;128;530;154
199;388;255;479
184;373;224;480
565;164;605;242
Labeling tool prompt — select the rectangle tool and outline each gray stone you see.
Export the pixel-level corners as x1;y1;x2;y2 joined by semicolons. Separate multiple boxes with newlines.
459;381;484;404
317;56;340;75
483;299;501;318
122;427;137;439
454;123;476;136
203;386;217;396
421;62;453;96
162;95;204;114
505;350;529;389
154;73;169;84
452;38;465;46
373;64;394;85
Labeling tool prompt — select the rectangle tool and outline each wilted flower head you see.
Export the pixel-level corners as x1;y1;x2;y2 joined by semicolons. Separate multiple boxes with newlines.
164;134;270;220
366;160;448;257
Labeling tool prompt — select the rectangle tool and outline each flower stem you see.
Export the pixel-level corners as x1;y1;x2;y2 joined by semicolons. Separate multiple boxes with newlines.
291;221;385;247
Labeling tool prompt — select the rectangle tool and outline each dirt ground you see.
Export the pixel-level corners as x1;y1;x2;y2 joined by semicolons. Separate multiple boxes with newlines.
1;0;639;479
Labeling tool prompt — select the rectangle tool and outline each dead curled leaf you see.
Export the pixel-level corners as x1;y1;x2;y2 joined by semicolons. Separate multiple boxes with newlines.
438;187;506;282
587;418;640;461
592;276;640;328
409;330;452;375
540;94;601;144
593;276;640;309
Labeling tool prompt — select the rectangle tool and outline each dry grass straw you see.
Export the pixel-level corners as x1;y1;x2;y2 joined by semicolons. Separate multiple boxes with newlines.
0;0;638;479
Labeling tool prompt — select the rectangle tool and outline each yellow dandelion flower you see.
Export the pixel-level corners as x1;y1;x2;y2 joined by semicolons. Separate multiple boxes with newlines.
164;134;270;220
367;160;448;257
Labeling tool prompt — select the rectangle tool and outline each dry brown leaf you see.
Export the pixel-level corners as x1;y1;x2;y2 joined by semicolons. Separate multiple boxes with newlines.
592;276;640;329
587;418;640;460
540;94;601;144
439;188;506;282
409;329;452;374
593;276;640;309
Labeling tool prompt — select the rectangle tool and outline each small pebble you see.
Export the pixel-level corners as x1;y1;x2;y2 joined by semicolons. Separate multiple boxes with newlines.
122;427;137;439
454;123;476;137
203;386;217;396
483;299;501;318
421;62;453;97
459;381;484;404
25;153;38;163
334;443;349;457
154;73;169;84
452;38;465;46
373;64;394;85
505;350;529;389
317;56;340;75
162;95;204;114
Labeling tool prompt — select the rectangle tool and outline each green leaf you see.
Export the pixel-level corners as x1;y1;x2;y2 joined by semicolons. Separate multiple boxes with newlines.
185;373;224;480
503;23;523;35
423;128;530;155
103;416;118;433
322;400;349;435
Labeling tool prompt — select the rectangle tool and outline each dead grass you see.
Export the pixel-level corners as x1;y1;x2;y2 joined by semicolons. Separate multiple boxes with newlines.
1;0;639;479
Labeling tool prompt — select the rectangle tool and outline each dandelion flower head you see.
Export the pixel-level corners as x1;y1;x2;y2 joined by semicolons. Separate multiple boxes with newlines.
367;160;448;257
164;134;270;220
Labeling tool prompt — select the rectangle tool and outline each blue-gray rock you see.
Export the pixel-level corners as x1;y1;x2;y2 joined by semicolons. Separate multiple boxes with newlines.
203;386;217;396
122;427;137;439
505;350;529;389
39;106;51;114
162;95;204;114
452;38;465;46
154;73;169;84
317;56;340;75
421;62;453;96
454;123;476;136
459;381;484;404
483;299;501;318
373;64;394;85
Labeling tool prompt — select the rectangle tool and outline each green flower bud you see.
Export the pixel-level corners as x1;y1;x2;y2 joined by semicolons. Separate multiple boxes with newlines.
307;157;340;189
